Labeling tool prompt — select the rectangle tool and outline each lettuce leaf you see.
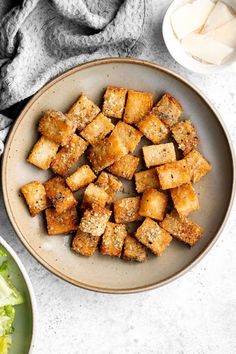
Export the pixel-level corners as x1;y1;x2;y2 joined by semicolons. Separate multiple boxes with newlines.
0;262;23;307
0;306;15;336
0;336;12;354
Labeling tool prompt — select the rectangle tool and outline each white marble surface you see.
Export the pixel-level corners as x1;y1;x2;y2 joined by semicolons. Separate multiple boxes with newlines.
1;1;236;353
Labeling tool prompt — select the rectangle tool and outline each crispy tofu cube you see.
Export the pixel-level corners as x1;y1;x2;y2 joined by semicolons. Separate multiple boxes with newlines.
79;204;111;236
27;136;59;170
124;90;153;125
111;121;143;153
44;176;77;213
100;222;127;257
152;93;183;127
67;94;100;131
72;230;100;256
45;207;78;235
135;217;172;255
135;169;159;193
66;165;96;192
82;183;109;208
38;110;74;146
160;210;203;246
80;113;114;145
122;235;147;262
143;143;176;168
170;183;200;216
139;189;168;221
87;134;128;173
171;120;200;156
95;172;123;204
184;150;212;183
51;134;88;176
107;154;139;180
157;159;191;190
102;86;127;119
21;181;49;216
113;197;142;223
137;113;169;144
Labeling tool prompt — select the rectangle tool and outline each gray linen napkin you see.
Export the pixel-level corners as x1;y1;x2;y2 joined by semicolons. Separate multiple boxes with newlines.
0;0;151;154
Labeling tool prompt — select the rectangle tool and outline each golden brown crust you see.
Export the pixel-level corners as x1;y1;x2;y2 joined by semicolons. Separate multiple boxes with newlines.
102;86;127;119
152;93;183;127
80;113;114;145
143;143;176;168
66;165;96;192
27;136;59;170
21;181;49;216
110;121;143;153
82;183;109;208
107;154;139;180
122;235;147;262
95;172;123;204
100;222;127;257
45;207;78;235
79;204;111;236
156;159;191;190
135;168;159;193
38;110;74;146
44;176;77;213
72;230;100;256
135;217;172;255
51;134;88;177
123;90;153;125
137;113;169;144
183;149;212;183
66;94;100;131
113;196;142;223
170;183;200;216
139;188;168;221
171;120;200;156
160;210;203;246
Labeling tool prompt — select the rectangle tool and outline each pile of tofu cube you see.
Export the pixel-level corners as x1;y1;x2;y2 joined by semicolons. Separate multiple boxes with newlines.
21;87;212;262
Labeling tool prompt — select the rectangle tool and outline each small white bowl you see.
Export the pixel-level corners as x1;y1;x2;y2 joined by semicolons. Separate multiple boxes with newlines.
162;0;236;74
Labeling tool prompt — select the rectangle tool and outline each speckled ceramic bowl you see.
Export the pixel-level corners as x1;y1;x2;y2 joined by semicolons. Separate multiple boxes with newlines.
2;58;235;293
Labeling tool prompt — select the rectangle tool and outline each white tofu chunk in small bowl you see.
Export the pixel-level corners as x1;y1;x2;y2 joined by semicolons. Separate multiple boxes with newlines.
162;0;236;73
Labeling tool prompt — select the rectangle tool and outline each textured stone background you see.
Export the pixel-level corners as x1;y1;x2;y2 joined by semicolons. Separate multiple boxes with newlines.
0;1;236;353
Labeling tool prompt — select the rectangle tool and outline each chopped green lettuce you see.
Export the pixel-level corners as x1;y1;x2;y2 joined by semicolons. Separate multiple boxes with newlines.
0;306;15;336
0;247;7;258
0;262;23;307
0;336;12;354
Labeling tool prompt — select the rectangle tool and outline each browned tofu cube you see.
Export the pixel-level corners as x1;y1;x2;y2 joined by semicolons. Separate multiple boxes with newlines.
152;93;183;127
135;169;159;193
100;222;127;257
95;172;123;204
72;230;100;256
44;176;77;213
160;210;203;246
80;113;114;145
122;235;147;262
135;217;172;255
66;165;96;192
27;136;59;170
170;183;200;216
124;90;153;125
38;110;74;146
87;134;128;173
111;121;143;153
171;120;200;156
139;189;168;221
143;143;176;168
107;154;139;180
184;149;212;183
79;204;111;236
113;196;142;223
157;159;190;190
21;181;49;216
82;183;109;208
102;86;127;119
137;113;169;144
45;207;78;235
67;94;100;131
51;134;88;176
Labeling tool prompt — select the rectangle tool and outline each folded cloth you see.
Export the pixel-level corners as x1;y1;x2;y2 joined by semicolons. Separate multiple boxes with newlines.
0;0;151;154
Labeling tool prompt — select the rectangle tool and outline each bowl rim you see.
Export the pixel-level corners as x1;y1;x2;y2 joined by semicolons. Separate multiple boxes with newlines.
0;235;37;352
1;57;235;294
